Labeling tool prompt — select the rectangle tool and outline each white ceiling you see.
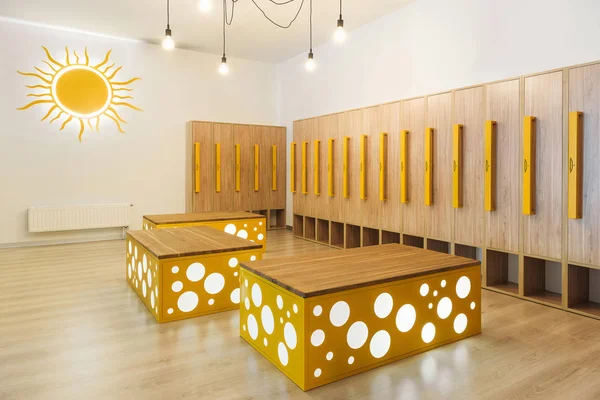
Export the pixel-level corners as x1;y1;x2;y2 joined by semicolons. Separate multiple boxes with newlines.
0;0;414;62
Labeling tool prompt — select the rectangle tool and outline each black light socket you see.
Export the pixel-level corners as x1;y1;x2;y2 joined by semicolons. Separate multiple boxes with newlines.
337;18;344;28
165;27;172;36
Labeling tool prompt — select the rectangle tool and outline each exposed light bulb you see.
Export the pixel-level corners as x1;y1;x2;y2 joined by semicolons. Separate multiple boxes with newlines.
306;52;316;72
334;19;346;43
198;0;212;13
162;28;175;50
219;56;229;75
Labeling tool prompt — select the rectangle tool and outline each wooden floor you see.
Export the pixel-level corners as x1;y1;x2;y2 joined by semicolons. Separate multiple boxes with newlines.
2;230;600;399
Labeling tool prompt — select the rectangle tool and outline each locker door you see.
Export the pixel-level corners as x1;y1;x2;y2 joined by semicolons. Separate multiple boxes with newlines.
233;124;252;212
213;123;234;211
362;106;382;228
191;121;214;212
380;102;401;232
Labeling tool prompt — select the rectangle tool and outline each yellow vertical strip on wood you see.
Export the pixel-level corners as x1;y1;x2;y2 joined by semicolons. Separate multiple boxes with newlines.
328;138;334;197
343;137;350;198
379;132;388;201
290;142;296;193
523;116;536;215
360;135;367;200
235;144;241;192
484;121;497;211
254;144;259;192
568;111;583;219
314;140;320;195
400;130;408;203
453;124;463;208
215;143;221;193
424;128;433;206
194;142;200;193
302;141;308;194
272;145;277;191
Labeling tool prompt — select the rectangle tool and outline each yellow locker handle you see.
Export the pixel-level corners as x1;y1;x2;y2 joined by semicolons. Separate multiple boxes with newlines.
424;128;433;206
194;142;200;193
272;145;277;191
568;111;583;219
328;138;334;197
379;132;388;201
523;116;536;215
302;141;308;195
235;144;241;192
254;144;259;192
400;130;409;204
484;120;496;211
314;140;320;195
290;142;296;193
360;135;367;200
215;143;221;193
452;124;463;208
343;137;350;198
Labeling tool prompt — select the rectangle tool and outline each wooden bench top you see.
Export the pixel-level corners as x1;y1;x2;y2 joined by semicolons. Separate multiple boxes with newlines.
144;211;264;225
240;244;480;298
128;226;262;259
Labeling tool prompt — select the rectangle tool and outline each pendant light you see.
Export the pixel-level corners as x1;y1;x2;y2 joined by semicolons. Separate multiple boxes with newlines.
305;0;316;71
162;0;175;50
219;0;229;75
198;0;212;13
334;0;346;43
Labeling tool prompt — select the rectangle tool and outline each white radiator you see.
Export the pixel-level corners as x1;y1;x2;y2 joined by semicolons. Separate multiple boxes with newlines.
28;204;131;233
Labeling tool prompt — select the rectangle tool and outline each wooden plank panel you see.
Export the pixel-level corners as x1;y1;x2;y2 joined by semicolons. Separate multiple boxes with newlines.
485;79;520;252
316;116;330;220
333;113;347;223
274;127;287;209
402;98;426;237
569;64;600;266
380;102;401;232
304;118;316;217
454;87;485;247
362;106;382;228
345;110;363;226
523;72;563;259
292;121;303;216
233;124;252;212
213;123;234;211
426;93;453;241
192;121;214;212
250;126;269;210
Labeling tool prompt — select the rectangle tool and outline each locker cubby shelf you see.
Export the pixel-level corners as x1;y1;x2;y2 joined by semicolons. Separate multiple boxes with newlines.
381;231;400;245
331;222;344;248
402;234;424;249
523;256;562;306
568;264;600;317
455;244;481;261
317;219;329;245
362;227;380;247
293;214;303;237
304;217;316;241
427;239;450;254
346;224;361;249
486;250;519;295
269;209;286;230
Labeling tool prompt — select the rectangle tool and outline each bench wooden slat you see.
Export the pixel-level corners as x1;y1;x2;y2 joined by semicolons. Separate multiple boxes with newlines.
144;211;264;225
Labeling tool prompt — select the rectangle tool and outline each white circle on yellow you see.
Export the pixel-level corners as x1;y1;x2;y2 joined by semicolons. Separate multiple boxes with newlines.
237;230;249;239
261;305;275;334
470;301;476;310
251;283;262;307
330;301;350;327
347;321;369;349
370;330;391;359
293;304;298;314
374;292;394;318
278;342;289;366
224;224;237;234
420;283;429;296
230;288;240;304
348;356;355;365
313;305;323;317
456;276;471;299
186;262;206;282
437;297;453;320
204;273;225;295
250;255;257;261
276;295;284;309
228;257;238;268
421;322;436;343
247;314;259;340
172;281;183;293
142;254;148;272
172;266;179;274
311;329;325;347
454;313;468;334
284;322;297;349
326;352;333;361
178;291;199;312
395;304;416;333
314;368;322;378
258;233;264;241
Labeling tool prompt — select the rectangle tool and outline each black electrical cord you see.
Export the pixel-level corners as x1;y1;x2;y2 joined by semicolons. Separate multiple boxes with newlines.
250;0;306;29
309;0;312;52
166;0;170;28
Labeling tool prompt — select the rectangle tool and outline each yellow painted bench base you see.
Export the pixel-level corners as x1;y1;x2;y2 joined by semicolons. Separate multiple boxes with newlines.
239;265;481;390
142;217;267;253
126;236;262;323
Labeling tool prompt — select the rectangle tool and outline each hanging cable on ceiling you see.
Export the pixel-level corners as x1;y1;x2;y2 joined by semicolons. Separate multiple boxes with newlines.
162;0;175;50
305;0;315;71
334;0;346;43
219;0;230;74
250;0;305;29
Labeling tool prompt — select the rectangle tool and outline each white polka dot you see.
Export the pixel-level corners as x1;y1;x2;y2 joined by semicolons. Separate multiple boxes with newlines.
456;277;471;299
250;255;257;261
276;295;284;309
168;308;173;314
142;255;148;272
370;330;391;359
433;290;438;297
204;273;225;294
286;311;291;318
264;338;268;346
311;329;325;347
134;246;138;258
396;304;417;333
278;342;288;366
244;224;248;228
348;356;355;365
330;301;350;327
374;293;394;318
137;262;143;280
135;281;138;288
441;280;447;288
245;297;250;310
178;292;199;313
224;224;237;234
254;227;258;231
326;352;333;361
314;368;322;378
420;283;429;296
234;271;238;277
230;288;240;304
128;241;132;254
172;281;183;293
437;297;453;319
237;230;249;239
247;314;259;340
243;324;246;331
172;266;179;274
258;233;264;241
147;270;152;288
186;262;206;282
470;302;476;310
128;264;132;279
280;317;283;324
261;306;275;334
244;279;248;287
142;281;147;297
284;322;297;349
454;313;468;334
293;304;298;314
228;258;238;268
259;221;263;226
421;322;436;343
155;286;159;297
313;305;323;316
429;303;433;309
347;321;369;349
251;284;262;307
208;299;214;305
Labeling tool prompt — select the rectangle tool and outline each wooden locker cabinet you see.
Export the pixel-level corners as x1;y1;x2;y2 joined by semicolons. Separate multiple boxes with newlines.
187;121;214;212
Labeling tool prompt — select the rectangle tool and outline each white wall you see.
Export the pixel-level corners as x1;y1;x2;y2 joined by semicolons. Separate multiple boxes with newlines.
0;19;278;245
277;0;600;225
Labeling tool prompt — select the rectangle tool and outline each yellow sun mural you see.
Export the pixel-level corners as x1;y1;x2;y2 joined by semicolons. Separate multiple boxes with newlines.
17;46;142;141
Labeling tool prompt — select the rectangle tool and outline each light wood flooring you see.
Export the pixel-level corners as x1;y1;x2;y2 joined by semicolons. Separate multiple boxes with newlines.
1;230;600;399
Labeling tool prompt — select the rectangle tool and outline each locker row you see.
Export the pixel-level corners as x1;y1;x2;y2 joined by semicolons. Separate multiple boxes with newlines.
186;121;286;227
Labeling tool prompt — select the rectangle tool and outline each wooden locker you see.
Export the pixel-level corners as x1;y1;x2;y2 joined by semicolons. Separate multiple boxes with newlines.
485;79;520;253
274;127;286;210
426;93;453;242
454;87;485;247
401;98;426;237
362;106;382;228
316;116;329;220
233;124;252;212
292;121;303;216
213;123;234;211
380;102;401;232
189;121;214;212
569;64;600;266
250;126;270;211
304;118;316;217
345;110;363;226
523;72;563;260
331;113;346;223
